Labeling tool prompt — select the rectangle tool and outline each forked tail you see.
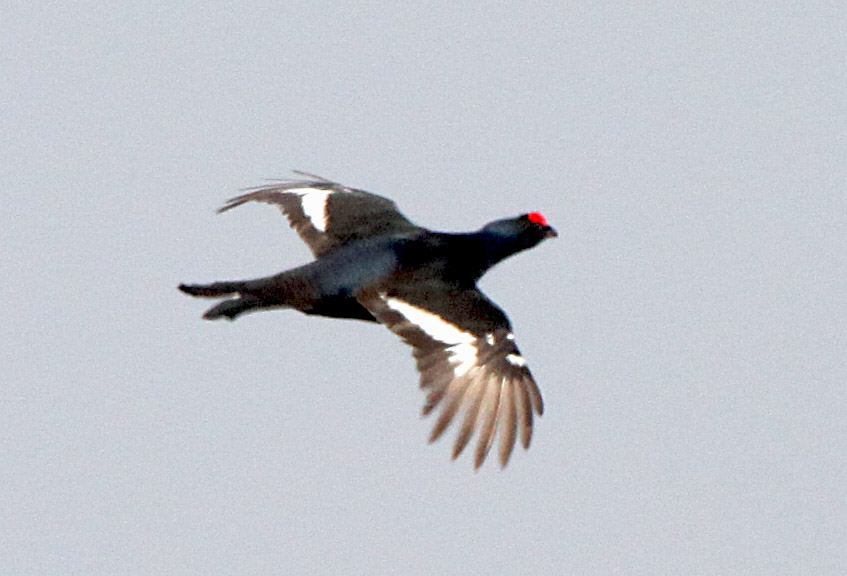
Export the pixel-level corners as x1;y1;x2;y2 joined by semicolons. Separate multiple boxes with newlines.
178;281;262;321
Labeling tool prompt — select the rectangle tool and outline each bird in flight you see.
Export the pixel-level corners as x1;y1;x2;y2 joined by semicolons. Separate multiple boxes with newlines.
179;172;557;468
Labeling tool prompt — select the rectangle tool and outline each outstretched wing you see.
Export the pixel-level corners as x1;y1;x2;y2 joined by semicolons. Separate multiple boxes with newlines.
357;280;544;469
219;172;421;257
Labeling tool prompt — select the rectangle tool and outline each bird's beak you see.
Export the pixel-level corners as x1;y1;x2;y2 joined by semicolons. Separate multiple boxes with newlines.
544;227;558;239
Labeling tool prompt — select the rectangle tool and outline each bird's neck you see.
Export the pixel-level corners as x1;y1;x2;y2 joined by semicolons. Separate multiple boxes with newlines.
448;230;529;282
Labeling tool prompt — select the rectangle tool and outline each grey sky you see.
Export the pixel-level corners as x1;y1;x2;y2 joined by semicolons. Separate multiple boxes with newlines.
2;2;845;574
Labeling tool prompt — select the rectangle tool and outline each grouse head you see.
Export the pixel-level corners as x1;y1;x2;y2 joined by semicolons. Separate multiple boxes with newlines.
455;211;557;280
481;211;558;250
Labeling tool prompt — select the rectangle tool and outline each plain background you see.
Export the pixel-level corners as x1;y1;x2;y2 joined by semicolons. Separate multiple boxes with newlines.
2;2;845;574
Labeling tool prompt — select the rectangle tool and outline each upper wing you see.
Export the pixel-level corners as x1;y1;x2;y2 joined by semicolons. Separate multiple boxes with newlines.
219;172;421;257
357;280;544;469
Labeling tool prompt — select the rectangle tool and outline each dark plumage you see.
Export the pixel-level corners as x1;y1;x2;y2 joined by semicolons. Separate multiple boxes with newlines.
179;172;557;468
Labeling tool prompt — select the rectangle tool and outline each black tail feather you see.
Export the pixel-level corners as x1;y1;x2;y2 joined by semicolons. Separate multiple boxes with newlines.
178;282;243;298
178;281;268;321
201;296;263;321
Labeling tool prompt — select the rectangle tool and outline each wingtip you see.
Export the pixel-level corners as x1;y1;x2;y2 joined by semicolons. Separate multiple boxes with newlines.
290;169;332;183
216;197;243;214
520;426;533;450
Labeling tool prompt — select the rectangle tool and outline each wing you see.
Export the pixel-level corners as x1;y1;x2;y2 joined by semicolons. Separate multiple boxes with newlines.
218;172;421;257
357;280;544;469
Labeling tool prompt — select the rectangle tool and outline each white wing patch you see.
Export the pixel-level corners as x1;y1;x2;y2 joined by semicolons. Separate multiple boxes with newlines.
295;188;331;232
383;296;478;378
383;297;475;346
505;353;526;367
446;342;478;377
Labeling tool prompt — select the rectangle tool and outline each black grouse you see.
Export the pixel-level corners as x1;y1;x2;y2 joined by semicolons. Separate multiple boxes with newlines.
179;172;557;468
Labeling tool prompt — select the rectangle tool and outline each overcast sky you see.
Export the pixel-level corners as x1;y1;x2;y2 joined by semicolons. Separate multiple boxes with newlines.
2;2;845;574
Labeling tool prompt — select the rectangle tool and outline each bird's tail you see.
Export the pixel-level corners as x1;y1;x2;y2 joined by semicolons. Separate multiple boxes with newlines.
178;281;243;298
178;281;262;321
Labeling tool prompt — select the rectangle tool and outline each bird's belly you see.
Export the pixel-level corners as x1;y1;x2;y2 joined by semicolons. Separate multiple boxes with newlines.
302;295;377;322
288;241;398;320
